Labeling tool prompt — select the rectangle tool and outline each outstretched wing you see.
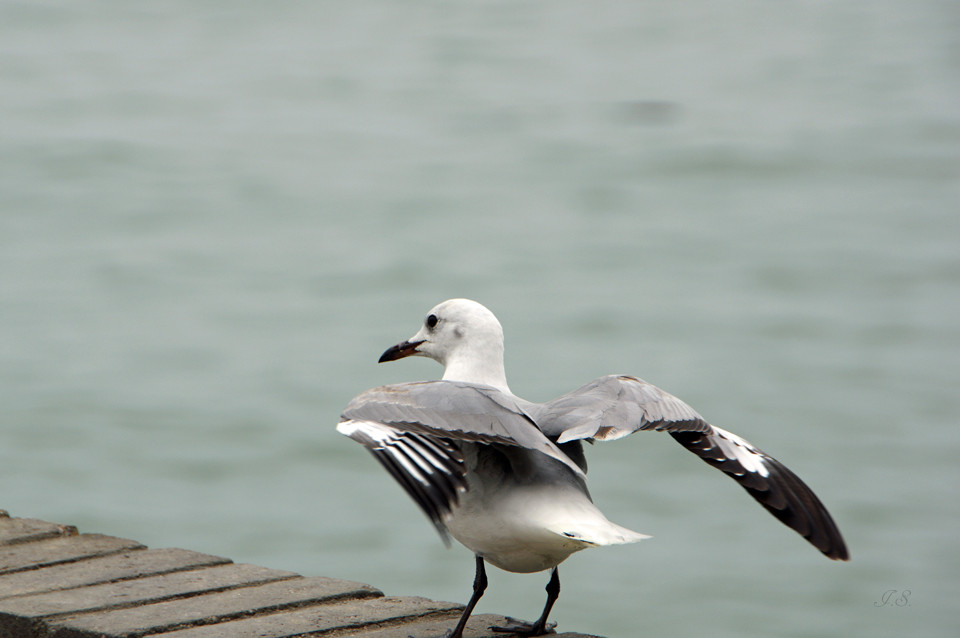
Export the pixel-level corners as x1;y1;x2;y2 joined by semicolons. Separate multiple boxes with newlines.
669;426;849;560
535;374;711;442
533;375;849;561
337;418;466;543
338;380;584;541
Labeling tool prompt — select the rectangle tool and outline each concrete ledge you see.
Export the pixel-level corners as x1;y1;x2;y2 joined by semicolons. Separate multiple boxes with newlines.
0;548;233;599
0;510;604;638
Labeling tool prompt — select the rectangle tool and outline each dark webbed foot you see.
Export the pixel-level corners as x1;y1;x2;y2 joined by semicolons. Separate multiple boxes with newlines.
488;566;561;636
489;617;557;636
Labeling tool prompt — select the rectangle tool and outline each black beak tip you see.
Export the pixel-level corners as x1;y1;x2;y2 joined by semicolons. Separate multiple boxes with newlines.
378;340;422;363
378;345;400;363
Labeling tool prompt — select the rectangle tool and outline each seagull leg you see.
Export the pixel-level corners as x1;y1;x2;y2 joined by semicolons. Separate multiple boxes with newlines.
490;567;560;636
445;554;488;638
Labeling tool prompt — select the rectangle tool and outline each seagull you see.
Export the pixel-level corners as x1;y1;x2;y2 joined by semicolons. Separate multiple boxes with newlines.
337;299;849;637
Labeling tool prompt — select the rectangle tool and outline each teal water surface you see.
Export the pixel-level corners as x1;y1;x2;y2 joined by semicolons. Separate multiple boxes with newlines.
1;2;958;637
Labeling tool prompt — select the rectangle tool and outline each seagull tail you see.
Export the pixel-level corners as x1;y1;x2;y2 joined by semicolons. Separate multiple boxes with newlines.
548;519;651;547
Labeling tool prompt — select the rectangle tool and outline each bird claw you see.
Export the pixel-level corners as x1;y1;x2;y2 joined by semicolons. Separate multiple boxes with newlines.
489;617;557;636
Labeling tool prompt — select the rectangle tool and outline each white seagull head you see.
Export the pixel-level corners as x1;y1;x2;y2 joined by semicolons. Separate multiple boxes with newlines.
379;298;510;392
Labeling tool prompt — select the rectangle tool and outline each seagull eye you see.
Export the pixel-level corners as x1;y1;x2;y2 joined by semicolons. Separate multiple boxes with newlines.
425;314;439;329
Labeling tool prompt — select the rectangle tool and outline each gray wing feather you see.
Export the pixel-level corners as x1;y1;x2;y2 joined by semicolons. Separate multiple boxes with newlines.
533;375;710;442
341;380;584;477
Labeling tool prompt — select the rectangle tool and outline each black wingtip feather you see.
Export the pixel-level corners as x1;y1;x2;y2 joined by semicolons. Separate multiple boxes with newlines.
670;430;849;561
345;425;467;547
369;447;454;545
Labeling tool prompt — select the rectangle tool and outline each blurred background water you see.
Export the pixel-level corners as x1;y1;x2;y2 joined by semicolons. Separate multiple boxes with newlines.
1;1;958;637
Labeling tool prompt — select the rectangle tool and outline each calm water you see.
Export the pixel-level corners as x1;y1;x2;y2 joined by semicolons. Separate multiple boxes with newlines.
1;2;958;637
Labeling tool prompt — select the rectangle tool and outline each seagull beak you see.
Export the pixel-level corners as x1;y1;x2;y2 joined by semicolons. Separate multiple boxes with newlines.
378;339;425;363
